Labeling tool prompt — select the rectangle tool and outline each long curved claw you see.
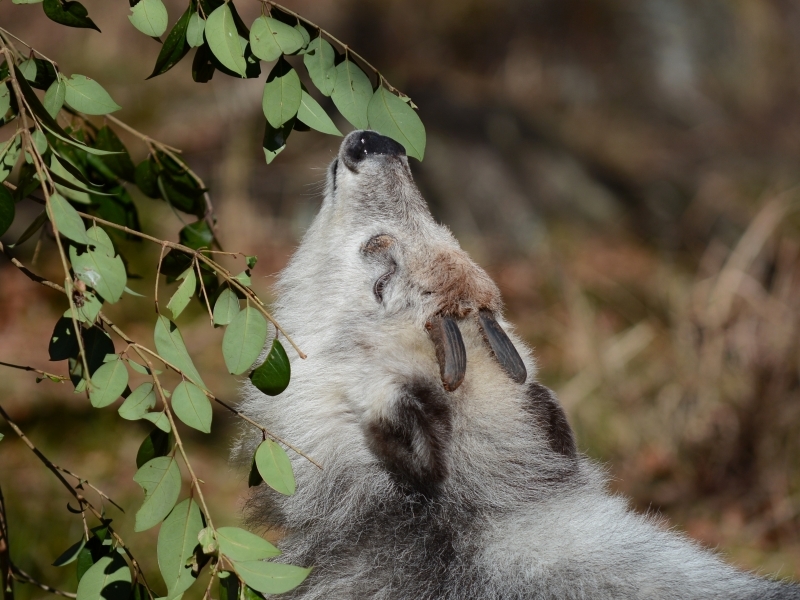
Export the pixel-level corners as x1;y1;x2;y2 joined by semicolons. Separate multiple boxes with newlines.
426;315;467;392
478;309;527;384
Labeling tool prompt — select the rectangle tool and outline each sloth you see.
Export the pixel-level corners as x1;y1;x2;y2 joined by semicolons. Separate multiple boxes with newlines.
236;130;800;599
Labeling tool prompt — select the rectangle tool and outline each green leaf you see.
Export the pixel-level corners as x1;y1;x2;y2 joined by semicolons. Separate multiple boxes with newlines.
154;315;206;387
294;24;310;50
367;87;426;161
303;38;336;96
12;0;45;4
149;4;193;78
0;84;10;122
49;316;80;361
0;84;10;121
88;357;128;408
249;339;290;396
64;75;121;115
216;527;280;561
297;90;341;136
186;14;205;48
222;307;267;375
198;526;218;555
262;118;292;164
43;0;100;32
246;255;257;269
75;532;111;582
167;268;197;320
248;455;262;487
43;77;67;118
232;559;310;595
51;155;90;204
0;186;15;237
254;438;295;495
12;66;119;156
129;0;168;37
233;270;251;286
85;225;115;257
331;60;372;130
205;4;247;77
75;553;131;600
118;382;157;420
66;290;103;324
136;427;172;468
218;572;239;600
47;192;90;244
134;158;160;198
0;136;21;183
133;456;181;532
249;16;304;62
52;537;86;567
262;58;301;128
212;287;240;326
171;380;212;433
143;410;171;432
94;126;136;182
127;360;161;376
179;220;213;250
158;498;203;599
69;244;127;303
19;58;37;82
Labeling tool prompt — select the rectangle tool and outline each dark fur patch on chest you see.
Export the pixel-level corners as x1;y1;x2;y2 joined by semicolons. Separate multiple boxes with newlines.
364;378;453;496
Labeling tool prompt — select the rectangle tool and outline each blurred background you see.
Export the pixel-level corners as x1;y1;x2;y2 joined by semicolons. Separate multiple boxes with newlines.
2;0;800;595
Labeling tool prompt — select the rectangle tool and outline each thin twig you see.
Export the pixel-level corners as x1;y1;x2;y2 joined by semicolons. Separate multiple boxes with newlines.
11;567;76;599
195;258;215;325
54;466;125;513
0;361;68;382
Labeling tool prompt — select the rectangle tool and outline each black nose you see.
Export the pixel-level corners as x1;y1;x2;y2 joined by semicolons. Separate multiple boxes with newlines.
343;131;406;166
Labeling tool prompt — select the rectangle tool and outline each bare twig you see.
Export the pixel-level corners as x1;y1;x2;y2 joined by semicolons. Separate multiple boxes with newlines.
0;361;68;382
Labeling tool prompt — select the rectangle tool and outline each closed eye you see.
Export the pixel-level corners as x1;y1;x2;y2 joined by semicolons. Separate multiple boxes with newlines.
374;265;395;303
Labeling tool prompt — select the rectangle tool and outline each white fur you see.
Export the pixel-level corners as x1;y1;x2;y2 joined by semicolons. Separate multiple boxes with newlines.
235;131;798;599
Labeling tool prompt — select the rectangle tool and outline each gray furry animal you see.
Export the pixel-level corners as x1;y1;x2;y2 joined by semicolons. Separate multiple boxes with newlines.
236;130;799;599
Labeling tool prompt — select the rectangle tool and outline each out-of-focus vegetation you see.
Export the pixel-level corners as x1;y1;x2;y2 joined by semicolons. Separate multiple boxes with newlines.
1;0;800;595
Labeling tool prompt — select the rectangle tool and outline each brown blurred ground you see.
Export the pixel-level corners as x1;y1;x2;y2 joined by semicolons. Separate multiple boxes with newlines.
2;0;800;596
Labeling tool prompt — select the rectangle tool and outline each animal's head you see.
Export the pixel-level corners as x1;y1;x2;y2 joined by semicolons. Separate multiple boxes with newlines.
280;130;527;393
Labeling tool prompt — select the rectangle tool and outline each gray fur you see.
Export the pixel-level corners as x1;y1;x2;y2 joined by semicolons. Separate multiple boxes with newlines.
235;131;799;599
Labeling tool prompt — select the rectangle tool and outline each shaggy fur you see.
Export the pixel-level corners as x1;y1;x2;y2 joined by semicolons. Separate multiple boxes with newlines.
236;130;800;599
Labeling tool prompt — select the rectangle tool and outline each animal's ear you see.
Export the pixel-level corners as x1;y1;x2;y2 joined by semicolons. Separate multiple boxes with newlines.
523;383;577;458
364;379;453;496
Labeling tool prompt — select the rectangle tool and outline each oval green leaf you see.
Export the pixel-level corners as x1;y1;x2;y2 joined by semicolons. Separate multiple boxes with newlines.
50;155;91;204
128;0;168;37
233;559;310;595
222;306;268;375
158;498;203;599
0;136;21;183
88;357;129;408
205;4;247;77
167;267;197;320
118;382;157;420
212;287;240;326
154;315;206;387
367;87;426;161
297;90;341;136
69;245;127;303
64;75;121;115
186;14;205;48
249;16;304;62
52;537;86;567
47;192;90;244
136;427;172;469
148;4;193;79
216;527;280;562
249;339;290;396
43;0;100;32
75;553;131;600
254;438;295;496
133;456;181;531
331;60;372;130
303;37;335;96
262;58;301;128
142;410;171;433
171;380;212;433
43;76;66;118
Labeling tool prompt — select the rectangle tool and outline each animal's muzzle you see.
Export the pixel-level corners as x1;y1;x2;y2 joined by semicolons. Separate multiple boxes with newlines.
343;130;406;168
426;311;527;391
